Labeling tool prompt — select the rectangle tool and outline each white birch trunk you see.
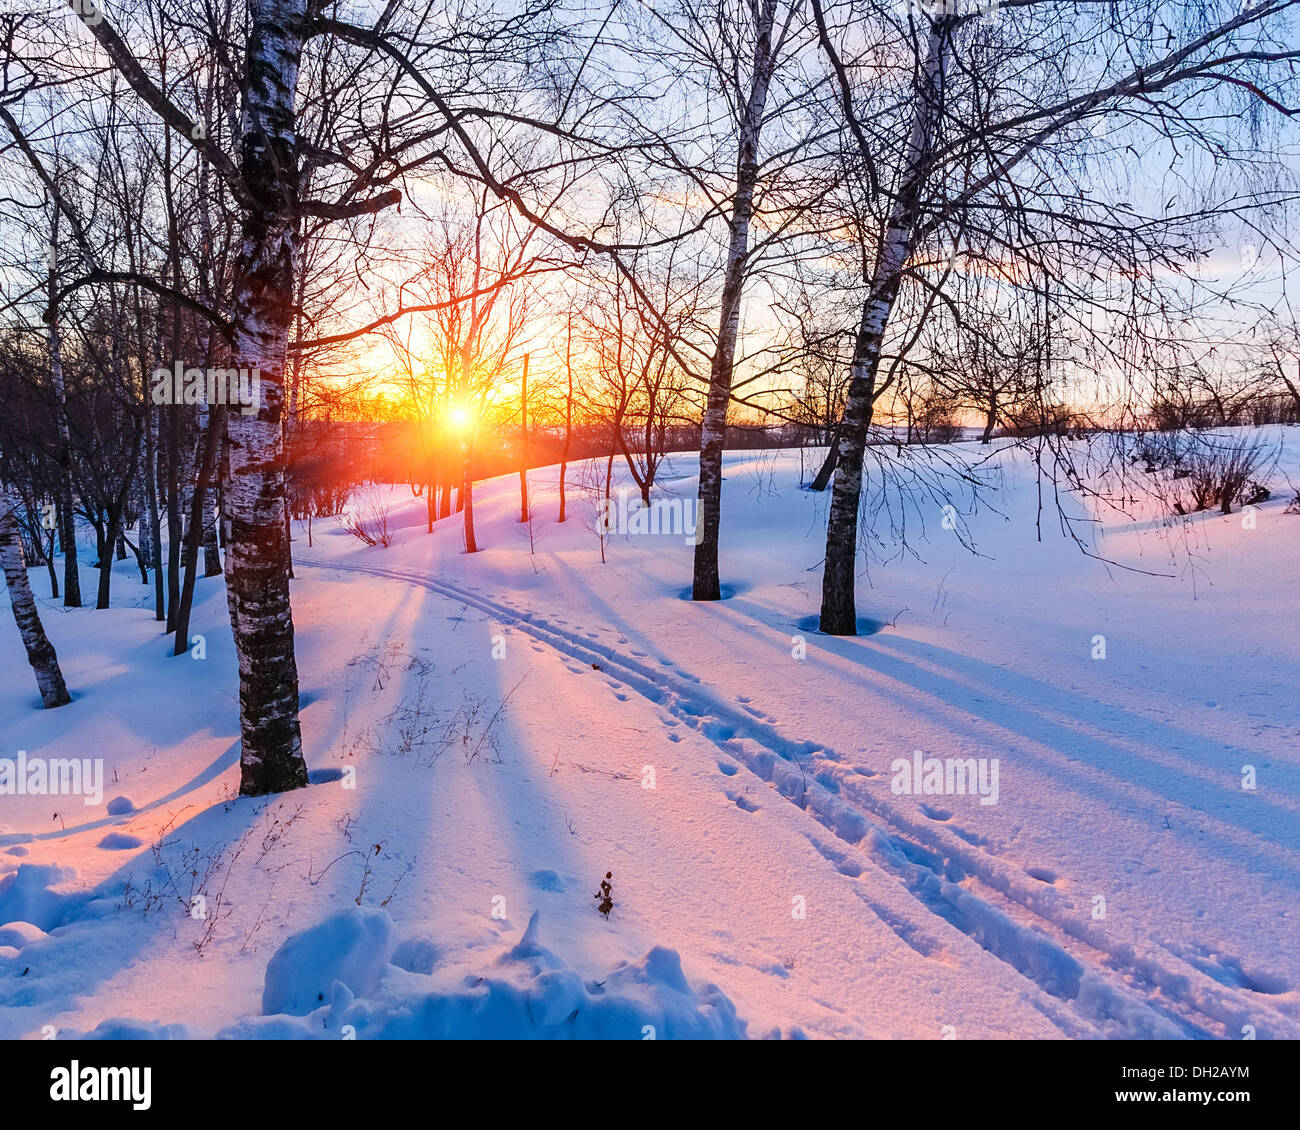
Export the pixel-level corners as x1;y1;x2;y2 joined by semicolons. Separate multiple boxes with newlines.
692;0;781;600
820;16;950;634
47;216;81;609
1;494;71;708
223;0;310;794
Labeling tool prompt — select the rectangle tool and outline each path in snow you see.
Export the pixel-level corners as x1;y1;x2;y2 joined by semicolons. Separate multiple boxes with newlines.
297;553;1295;1039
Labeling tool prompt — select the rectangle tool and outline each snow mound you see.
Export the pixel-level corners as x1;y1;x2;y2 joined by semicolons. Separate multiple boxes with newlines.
232;909;746;1039
71;1018;192;1040
391;934;441;975
0;864;82;931
0;920;48;949
105;796;137;815
97;832;143;851
262;905;399;1016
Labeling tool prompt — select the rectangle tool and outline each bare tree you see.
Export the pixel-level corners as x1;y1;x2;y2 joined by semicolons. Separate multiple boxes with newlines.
0;491;71;708
810;0;1300;633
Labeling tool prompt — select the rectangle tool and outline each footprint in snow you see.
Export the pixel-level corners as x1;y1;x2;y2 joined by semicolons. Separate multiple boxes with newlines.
1187;951;1289;995
528;869;565;893
951;825;990;848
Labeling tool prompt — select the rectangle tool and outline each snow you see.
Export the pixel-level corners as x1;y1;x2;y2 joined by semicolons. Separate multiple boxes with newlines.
261;906;398;1016
0;864;84;932
0;428;1297;1039
223;909;745;1040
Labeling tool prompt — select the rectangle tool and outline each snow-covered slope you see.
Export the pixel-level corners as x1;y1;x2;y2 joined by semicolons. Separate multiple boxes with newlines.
1;431;1297;1039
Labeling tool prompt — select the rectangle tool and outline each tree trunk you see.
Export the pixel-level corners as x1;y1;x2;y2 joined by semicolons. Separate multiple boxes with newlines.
133;291;165;620
165;404;182;630
124;534;150;585
809;424;840;491
93;519;108;572
691;3;778;601
137;488;152;563
461;456;478;553
47;223;81;609
559;324;573;522
163;111;184;633
820;17;949;635
202;485;222;575
518;353;530;523
176;406;227;655
1;496;71;708
224;0;310;796
44;523;59;599
96;512;119;610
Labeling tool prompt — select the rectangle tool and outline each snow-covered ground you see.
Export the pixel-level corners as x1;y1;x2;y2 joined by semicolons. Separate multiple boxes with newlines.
1;430;1297;1039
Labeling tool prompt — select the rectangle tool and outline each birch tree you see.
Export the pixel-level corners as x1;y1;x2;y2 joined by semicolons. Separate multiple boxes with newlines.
687;0;793;600
812;0;1300;633
0;492;71;708
49;0;401;792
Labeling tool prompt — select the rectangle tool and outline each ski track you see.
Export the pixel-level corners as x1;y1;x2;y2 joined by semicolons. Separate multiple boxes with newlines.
297;554;1296;1040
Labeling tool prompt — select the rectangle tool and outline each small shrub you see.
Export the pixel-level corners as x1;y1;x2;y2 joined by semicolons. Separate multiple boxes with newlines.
343;502;393;547
1171;433;1276;516
593;871;613;919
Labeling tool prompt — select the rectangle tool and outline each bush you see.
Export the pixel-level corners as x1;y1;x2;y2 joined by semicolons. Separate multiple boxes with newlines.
1131;431;1188;475
999;401;1082;438
289;478;355;521
342;502;393;547
1170;433;1275;516
912;393;962;443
